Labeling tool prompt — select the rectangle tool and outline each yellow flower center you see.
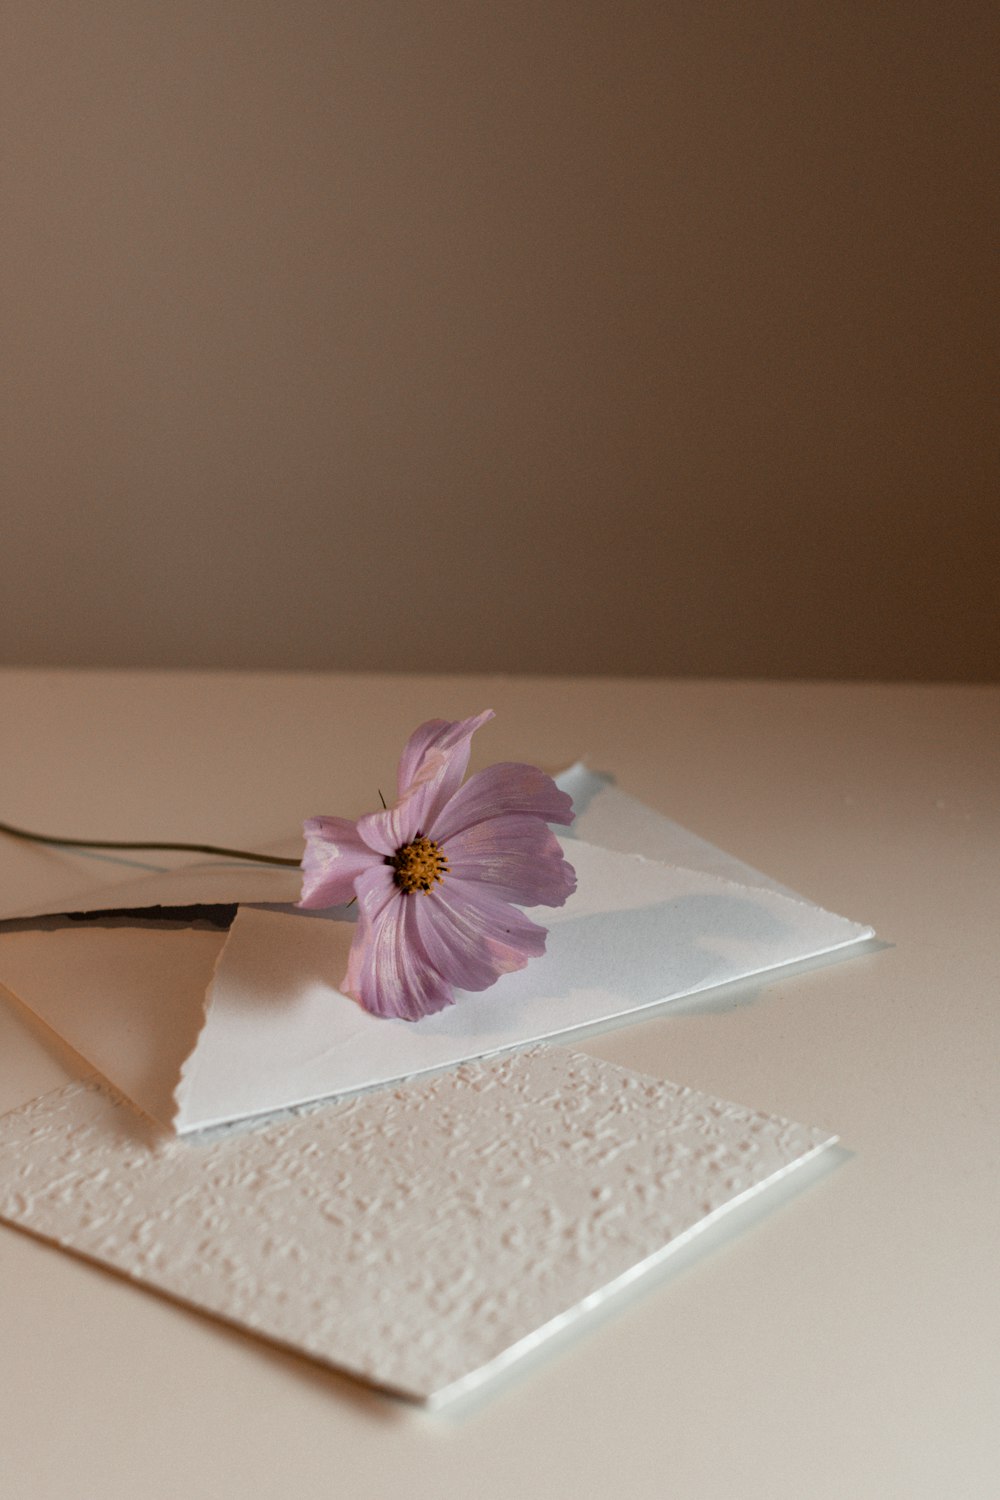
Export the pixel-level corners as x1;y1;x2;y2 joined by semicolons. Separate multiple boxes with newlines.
390;835;449;894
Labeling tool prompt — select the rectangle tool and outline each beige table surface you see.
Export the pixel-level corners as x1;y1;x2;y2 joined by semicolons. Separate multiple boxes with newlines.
0;670;996;1499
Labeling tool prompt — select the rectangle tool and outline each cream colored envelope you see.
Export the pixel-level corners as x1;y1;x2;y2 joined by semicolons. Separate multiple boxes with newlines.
0;767;873;1133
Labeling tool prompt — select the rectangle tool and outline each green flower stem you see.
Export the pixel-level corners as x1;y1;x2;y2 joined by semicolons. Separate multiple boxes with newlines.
0;819;301;868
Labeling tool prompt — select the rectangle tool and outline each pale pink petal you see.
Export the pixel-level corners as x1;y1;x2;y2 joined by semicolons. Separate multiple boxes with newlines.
357;710;496;854
440;815;577;908
355;774;440;856
430;761;574;843
343;863;398;997
298;816;381;909
413;876;548;994
345;866;453;1020
396;710;495;800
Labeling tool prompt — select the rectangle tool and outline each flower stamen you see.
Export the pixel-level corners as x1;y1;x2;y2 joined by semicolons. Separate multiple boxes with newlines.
389;835;449;894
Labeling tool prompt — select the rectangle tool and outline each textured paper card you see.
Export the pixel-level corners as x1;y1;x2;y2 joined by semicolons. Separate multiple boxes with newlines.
0;1047;835;1405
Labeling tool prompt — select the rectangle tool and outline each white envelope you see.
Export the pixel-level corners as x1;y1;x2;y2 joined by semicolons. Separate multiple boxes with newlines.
0;766;874;1133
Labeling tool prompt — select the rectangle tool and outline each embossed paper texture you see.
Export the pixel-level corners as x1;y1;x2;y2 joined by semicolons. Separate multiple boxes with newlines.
0;1047;835;1404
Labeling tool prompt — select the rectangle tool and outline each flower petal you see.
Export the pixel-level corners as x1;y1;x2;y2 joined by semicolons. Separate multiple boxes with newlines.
344;864;454;1020
440;815;577;908
355;773;442;856
430;761;574;843
343;862;397;994
357;710;496;855
397;710;495;800
298;816;380;908
413;876;548;994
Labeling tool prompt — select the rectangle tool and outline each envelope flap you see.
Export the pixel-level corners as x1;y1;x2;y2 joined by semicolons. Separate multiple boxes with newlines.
1;764;790;924
0;774;875;1134
559;764;803;896
174;837;872;1133
0;847;303;922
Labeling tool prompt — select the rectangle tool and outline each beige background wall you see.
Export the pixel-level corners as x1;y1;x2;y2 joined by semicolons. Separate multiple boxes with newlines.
2;3;996;679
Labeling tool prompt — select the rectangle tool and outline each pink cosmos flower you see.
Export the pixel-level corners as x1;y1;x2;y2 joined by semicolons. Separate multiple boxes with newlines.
298;711;576;1020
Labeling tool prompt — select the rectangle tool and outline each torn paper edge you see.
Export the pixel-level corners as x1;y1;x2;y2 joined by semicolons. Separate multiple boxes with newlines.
100;839;871;1135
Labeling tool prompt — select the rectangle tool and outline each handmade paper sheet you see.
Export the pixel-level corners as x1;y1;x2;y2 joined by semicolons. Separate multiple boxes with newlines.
0;838;871;1133
0;763;813;921
0;1046;836;1406
174;837;870;1132
0;770;873;1132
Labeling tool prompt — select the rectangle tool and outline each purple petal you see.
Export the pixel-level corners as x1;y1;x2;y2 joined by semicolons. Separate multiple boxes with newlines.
344;864;454;1020
413;876;548;994
356;710;496;855
430;762;574;843
397;711;494;797
440;815;577;908
396;711;495;825
356;777;439;856
298;816;381;909
343;863;398;994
